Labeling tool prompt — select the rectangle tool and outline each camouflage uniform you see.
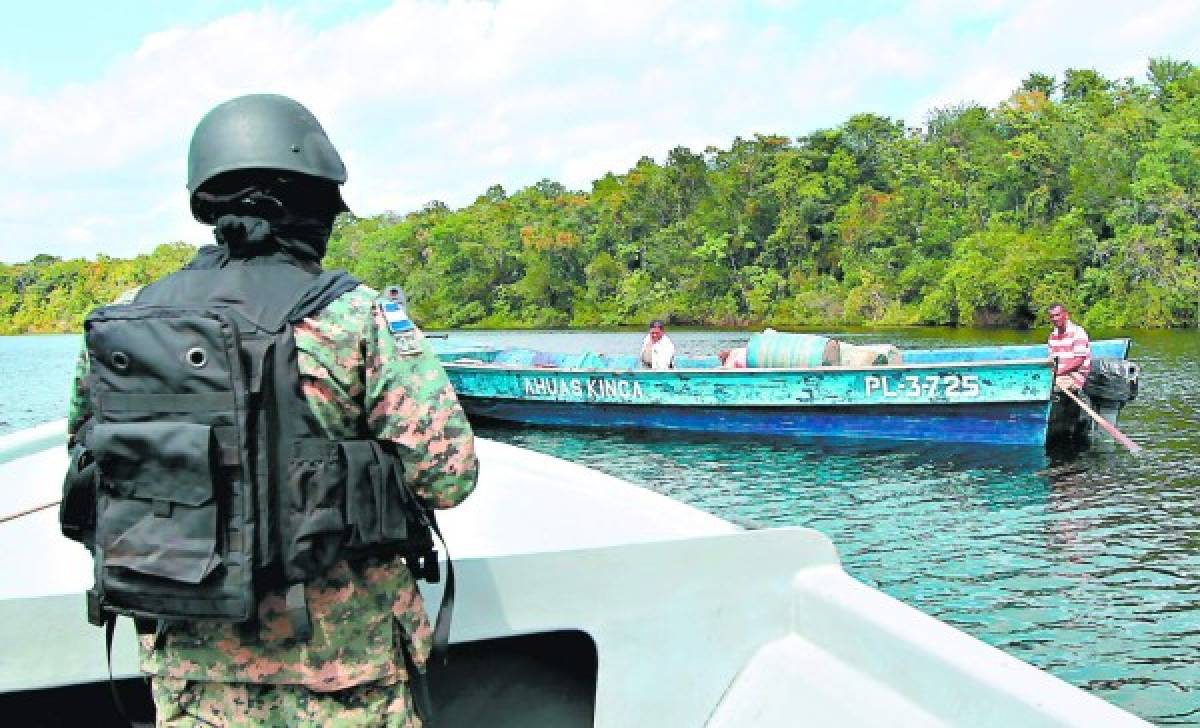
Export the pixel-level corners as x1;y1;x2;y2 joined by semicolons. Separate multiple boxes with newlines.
150;676;418;727
68;285;478;727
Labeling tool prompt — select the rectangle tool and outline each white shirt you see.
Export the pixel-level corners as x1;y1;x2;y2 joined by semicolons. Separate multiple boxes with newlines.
641;333;676;369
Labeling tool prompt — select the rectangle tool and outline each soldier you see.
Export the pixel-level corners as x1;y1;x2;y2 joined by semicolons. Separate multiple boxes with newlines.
65;94;478;726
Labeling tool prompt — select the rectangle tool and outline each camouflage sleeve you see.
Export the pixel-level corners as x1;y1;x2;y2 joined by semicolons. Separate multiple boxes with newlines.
66;342;90;449
362;302;478;510
66;287;142;449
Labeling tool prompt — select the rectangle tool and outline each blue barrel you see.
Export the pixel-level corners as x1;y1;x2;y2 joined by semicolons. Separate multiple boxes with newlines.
746;333;840;368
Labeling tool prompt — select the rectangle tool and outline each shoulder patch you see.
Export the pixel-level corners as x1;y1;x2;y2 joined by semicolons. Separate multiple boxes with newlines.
378;300;414;333
376;299;421;354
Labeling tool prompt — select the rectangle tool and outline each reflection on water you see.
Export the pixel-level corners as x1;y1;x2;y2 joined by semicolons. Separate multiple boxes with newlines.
468;326;1200;725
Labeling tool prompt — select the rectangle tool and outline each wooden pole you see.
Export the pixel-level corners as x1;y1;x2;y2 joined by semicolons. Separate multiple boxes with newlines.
0;499;59;525
1059;386;1142;455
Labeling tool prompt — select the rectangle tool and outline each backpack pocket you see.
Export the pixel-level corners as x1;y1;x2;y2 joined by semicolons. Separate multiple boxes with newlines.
92;421;221;585
343;441;420;547
342;442;436;578
61;443;97;547
284;439;347;580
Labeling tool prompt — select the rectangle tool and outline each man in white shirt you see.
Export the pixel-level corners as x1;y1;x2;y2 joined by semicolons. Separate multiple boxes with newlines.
640;320;676;369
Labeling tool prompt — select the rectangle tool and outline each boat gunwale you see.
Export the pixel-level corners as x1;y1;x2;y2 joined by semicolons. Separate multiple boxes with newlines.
441;358;1057;374
444;358;1057;409
456;396;1055;411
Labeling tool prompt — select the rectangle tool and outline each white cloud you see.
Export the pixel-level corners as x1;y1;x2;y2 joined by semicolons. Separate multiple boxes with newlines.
0;0;1197;263
912;0;996;15
561;139;656;190
903;0;1200;122
63;226;96;245
835;27;934;79
907;65;1021;123
658;18;728;50
1121;1;1199;42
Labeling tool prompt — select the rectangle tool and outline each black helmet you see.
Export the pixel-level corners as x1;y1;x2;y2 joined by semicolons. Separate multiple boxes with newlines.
187;94;348;222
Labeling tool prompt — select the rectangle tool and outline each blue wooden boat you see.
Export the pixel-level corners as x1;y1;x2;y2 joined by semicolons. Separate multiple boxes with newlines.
436;338;1134;447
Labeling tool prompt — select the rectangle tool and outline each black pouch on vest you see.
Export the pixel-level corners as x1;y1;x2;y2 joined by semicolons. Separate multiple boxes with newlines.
283;438;347;580
93;422;220;582
282;439;438;581
342;441;438;581
61;443;97;547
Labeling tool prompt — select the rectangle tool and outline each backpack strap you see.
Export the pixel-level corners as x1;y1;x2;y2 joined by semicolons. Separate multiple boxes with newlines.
271;268;359;642
407;512;453;728
137;262;361;334
286;270;362;324
285;583;313;642
425;512;454;669
103;616;133;725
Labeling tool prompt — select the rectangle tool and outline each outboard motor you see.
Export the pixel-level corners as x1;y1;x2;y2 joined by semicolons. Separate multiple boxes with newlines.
1082;357;1140;432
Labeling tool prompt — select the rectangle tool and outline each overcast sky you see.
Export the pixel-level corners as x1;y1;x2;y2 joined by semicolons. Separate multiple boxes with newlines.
1;0;1197;263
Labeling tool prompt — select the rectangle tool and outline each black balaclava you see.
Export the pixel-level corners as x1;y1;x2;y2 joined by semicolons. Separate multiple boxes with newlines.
191;172;341;266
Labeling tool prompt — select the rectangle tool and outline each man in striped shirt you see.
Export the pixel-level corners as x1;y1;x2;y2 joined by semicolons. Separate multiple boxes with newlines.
1047;303;1091;391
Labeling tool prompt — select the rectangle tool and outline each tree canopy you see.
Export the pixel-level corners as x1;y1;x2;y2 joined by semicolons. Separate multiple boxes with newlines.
4;58;1198;334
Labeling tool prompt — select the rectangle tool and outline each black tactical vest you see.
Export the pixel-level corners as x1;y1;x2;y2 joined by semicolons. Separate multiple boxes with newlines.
61;256;440;639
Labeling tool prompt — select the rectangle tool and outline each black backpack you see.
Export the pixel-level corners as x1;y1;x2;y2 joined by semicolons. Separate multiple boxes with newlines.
61;261;442;640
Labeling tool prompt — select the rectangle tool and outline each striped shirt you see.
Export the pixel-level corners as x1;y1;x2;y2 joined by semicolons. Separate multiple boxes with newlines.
1048;321;1091;387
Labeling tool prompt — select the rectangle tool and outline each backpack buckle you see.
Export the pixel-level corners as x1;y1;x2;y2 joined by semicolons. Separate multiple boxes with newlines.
285;583;312;641
86;589;105;626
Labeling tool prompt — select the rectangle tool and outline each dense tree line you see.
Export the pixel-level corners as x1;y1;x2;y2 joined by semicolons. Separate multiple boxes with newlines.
0;244;196;334
3;58;1198;334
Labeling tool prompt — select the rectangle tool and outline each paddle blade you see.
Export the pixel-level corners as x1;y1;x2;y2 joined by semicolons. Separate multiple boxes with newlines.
1061;387;1142;455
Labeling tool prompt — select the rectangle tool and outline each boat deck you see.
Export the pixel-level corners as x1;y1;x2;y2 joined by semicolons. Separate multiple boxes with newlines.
0;422;1149;726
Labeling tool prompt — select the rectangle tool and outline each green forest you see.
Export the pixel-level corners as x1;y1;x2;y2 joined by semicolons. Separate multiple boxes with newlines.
3;58;1198;335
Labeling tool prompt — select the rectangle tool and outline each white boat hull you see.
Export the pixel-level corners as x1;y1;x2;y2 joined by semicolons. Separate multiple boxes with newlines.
0;422;1147;726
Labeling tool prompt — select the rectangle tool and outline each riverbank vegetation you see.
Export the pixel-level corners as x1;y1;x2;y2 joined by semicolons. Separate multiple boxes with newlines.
3;58;1197;334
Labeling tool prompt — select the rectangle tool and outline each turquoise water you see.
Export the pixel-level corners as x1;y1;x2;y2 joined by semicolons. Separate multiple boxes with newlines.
3;328;1198;724
0;334;79;433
